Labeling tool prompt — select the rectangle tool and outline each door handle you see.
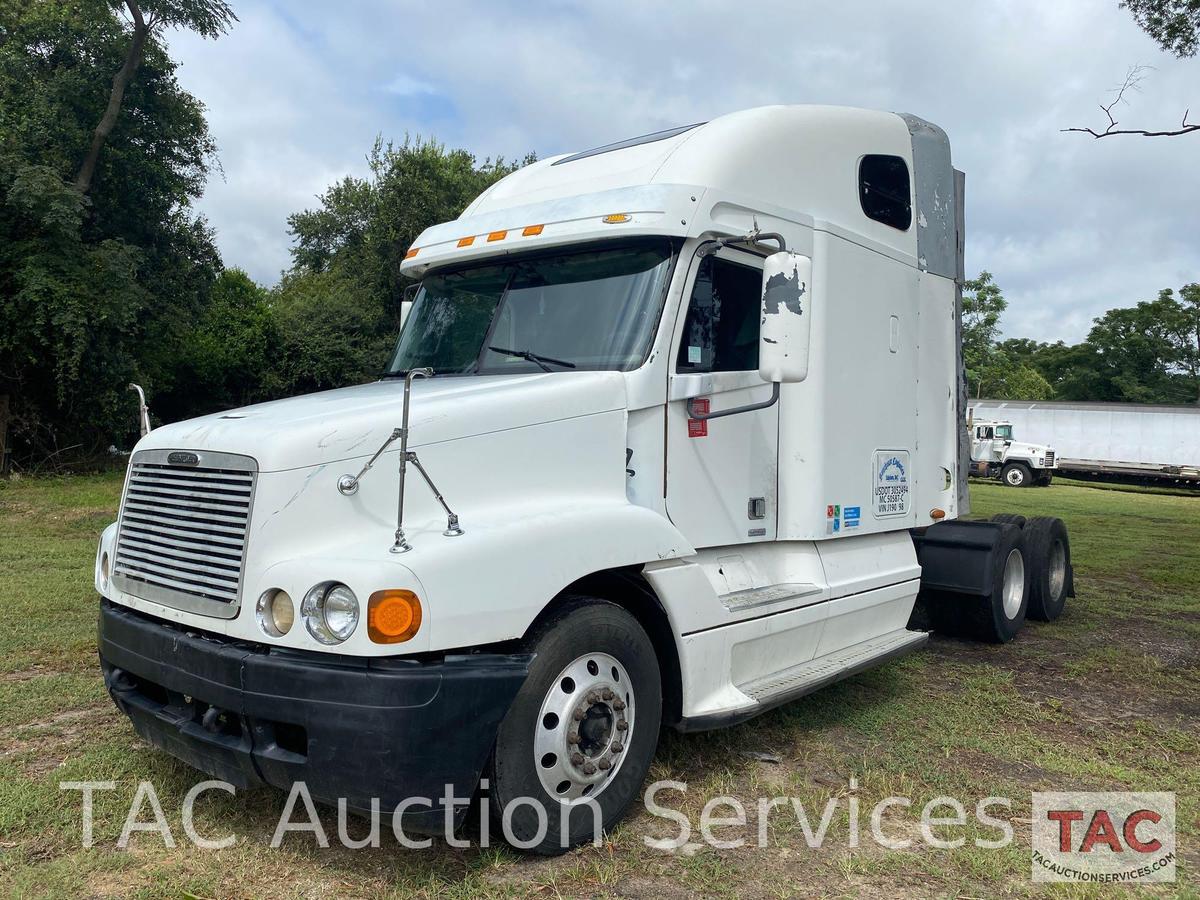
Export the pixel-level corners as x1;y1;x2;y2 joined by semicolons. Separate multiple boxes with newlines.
686;383;780;421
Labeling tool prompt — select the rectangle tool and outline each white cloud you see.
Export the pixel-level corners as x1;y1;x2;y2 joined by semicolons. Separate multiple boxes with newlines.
167;0;1200;343
383;73;438;96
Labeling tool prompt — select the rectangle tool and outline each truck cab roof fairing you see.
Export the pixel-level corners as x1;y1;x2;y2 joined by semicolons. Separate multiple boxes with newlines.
403;106;929;278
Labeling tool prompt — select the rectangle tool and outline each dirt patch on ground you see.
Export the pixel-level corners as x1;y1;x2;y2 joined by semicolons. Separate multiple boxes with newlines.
1;705;116;778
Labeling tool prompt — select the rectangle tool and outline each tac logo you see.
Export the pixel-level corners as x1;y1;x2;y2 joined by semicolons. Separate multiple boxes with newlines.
1032;792;1175;883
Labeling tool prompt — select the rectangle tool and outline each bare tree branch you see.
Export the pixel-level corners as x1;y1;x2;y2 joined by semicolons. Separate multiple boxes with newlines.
1064;65;1200;138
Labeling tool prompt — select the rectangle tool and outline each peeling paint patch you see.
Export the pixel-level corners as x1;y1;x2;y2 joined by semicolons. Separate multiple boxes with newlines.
762;270;806;316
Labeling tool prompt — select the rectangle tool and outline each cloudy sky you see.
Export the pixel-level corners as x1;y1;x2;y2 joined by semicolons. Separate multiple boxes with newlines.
165;0;1199;344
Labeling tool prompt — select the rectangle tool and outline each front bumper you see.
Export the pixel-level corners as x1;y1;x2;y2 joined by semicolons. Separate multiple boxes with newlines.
98;600;531;834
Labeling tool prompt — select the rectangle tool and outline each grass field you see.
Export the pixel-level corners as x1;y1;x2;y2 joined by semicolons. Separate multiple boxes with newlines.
0;473;1197;898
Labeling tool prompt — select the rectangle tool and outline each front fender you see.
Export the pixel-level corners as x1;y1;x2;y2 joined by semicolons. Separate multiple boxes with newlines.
399;500;695;651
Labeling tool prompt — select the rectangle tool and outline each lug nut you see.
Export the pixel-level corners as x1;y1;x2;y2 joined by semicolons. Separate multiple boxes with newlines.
571;752;584;766
587;691;599;703
573;709;585;721
617;720;628;731
583;763;597;775
611;742;624;753
567;733;580;744
613;699;626;710
598;758;611;770
602;688;614;700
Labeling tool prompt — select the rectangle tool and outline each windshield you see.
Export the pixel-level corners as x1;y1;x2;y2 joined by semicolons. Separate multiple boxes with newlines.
385;242;674;376
995;425;1013;440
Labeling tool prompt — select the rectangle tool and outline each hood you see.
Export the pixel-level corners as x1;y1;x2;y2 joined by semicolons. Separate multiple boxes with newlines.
1007;441;1052;457
136;372;629;472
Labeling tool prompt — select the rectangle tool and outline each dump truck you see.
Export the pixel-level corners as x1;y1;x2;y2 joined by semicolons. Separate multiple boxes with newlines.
95;105;1074;853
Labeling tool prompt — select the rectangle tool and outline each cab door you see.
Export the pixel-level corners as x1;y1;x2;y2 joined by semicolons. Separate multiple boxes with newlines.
665;247;778;548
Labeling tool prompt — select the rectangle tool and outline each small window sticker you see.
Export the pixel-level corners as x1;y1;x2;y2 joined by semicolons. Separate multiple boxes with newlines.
687;345;702;364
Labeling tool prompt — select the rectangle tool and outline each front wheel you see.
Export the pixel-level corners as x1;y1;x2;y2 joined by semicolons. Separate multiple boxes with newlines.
486;599;662;854
1002;462;1032;487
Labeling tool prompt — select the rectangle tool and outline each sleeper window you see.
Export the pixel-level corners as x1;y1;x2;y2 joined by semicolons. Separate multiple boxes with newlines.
676;255;761;373
859;154;912;230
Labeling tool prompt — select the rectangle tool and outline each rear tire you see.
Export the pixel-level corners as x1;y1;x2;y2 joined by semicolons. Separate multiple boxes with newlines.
1023;517;1072;621
1001;462;1032;487
486;599;661;855
990;513;1027;528
931;524;1028;643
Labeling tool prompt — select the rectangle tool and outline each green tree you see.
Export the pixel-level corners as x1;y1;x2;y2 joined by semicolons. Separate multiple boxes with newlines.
276;137;532;390
0;0;227;463
75;0;236;194
160;268;282;420
1083;291;1197;403
961;271;1008;398
1121;0;1200;56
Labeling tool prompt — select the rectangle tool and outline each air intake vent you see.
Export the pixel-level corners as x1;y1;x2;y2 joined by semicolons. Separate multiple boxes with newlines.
112;450;257;618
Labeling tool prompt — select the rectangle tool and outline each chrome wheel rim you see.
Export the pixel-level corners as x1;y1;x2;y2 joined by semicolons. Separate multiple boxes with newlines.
533;652;634;805
1002;548;1025;619
1048;539;1066;599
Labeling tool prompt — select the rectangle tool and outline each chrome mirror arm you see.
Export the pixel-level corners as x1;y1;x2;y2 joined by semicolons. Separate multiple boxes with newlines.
129;383;151;437
404;451;464;537
336;367;465;551
337;428;403;496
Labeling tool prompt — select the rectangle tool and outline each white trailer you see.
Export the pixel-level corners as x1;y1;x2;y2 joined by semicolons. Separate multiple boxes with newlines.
94;106;1074;853
971;400;1200;484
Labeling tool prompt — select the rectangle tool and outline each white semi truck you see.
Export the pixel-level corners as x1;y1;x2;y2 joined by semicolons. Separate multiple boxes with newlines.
969;418;1058;486
94;106;1074;853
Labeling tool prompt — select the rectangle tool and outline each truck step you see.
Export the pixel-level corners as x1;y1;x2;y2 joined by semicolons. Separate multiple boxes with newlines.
738;629;928;702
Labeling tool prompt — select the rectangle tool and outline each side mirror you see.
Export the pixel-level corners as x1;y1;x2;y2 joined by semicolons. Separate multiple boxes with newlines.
399;283;418;330
759;251;813;384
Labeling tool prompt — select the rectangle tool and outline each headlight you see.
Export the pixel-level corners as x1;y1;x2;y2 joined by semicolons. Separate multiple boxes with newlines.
256;589;294;637
302;582;359;644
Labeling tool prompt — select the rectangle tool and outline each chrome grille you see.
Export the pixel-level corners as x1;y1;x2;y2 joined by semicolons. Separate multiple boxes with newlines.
113;450;257;618
1045;451;1056;467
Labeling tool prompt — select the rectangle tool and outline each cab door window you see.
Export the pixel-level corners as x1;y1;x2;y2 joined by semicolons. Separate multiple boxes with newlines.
675;255;761;373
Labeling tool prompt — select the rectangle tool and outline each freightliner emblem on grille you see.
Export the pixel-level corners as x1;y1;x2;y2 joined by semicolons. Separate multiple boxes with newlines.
166;451;200;466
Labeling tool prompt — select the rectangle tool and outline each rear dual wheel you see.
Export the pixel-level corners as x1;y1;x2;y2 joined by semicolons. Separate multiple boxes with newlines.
927;523;1028;643
991;514;1072;621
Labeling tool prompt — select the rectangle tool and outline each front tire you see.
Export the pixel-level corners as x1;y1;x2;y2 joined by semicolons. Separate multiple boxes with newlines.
486;599;661;854
1002;462;1032;487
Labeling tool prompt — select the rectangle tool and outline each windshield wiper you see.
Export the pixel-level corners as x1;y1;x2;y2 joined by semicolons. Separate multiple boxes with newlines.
487;346;576;372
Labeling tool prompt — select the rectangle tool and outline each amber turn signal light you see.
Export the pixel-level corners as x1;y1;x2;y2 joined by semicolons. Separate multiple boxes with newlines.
367;589;422;643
